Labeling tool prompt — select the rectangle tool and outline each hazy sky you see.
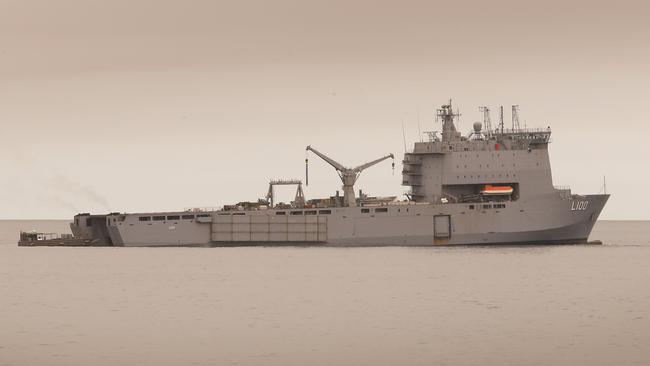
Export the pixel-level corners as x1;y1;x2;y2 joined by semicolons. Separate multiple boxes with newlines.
1;0;648;219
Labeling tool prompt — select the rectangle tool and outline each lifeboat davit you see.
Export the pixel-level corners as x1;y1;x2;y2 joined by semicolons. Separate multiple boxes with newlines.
480;185;513;195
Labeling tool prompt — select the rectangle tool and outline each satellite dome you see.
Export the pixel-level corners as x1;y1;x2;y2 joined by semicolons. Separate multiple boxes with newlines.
473;122;483;133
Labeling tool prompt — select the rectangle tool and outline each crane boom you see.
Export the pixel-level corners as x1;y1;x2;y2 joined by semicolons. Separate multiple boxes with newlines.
353;154;394;173
305;145;394;207
306;145;346;171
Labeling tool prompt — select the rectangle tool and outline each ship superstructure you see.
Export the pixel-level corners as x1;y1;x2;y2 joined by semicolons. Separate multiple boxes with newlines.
68;100;609;247
403;102;554;206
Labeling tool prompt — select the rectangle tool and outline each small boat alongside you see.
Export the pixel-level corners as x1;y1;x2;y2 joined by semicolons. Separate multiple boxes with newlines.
18;231;97;247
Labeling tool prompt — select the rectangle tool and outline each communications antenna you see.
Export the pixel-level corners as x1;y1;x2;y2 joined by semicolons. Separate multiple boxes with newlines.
417;109;423;142
479;106;492;138
401;120;407;152
499;105;505;134
512;105;521;132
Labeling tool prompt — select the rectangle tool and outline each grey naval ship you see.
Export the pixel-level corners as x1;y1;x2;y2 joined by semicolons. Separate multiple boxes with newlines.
69;101;609;247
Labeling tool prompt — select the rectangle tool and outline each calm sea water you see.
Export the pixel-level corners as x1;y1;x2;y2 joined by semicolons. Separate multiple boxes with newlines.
1;220;649;366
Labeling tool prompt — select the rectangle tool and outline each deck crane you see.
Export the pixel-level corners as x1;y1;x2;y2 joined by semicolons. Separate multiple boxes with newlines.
305;146;394;207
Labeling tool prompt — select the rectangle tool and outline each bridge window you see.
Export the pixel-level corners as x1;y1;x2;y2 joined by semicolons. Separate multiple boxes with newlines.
290;211;303;215
197;214;210;218
276;211;286;215
318;210;332;215
139;216;151;221
361;208;370;213
153;216;165;221
469;205;475;210
305;210;317;215
181;215;195;219
375;208;388;213
167;215;180;220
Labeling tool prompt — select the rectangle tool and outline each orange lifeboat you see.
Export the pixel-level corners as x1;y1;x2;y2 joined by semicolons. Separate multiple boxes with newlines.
480;185;514;195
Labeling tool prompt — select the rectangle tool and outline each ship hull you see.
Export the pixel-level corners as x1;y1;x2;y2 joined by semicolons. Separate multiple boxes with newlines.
62;101;610;248
70;194;609;247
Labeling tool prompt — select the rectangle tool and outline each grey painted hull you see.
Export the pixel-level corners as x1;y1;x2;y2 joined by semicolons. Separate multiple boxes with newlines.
68;101;610;248
72;194;608;247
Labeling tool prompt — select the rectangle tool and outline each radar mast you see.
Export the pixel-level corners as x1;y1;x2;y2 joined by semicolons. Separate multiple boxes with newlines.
437;100;461;142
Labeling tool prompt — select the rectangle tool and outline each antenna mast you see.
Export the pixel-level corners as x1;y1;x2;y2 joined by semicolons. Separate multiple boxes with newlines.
512;105;521;132
479;106;492;138
437;99;461;142
417;109;423;142
401;120;407;152
499;105;504;134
